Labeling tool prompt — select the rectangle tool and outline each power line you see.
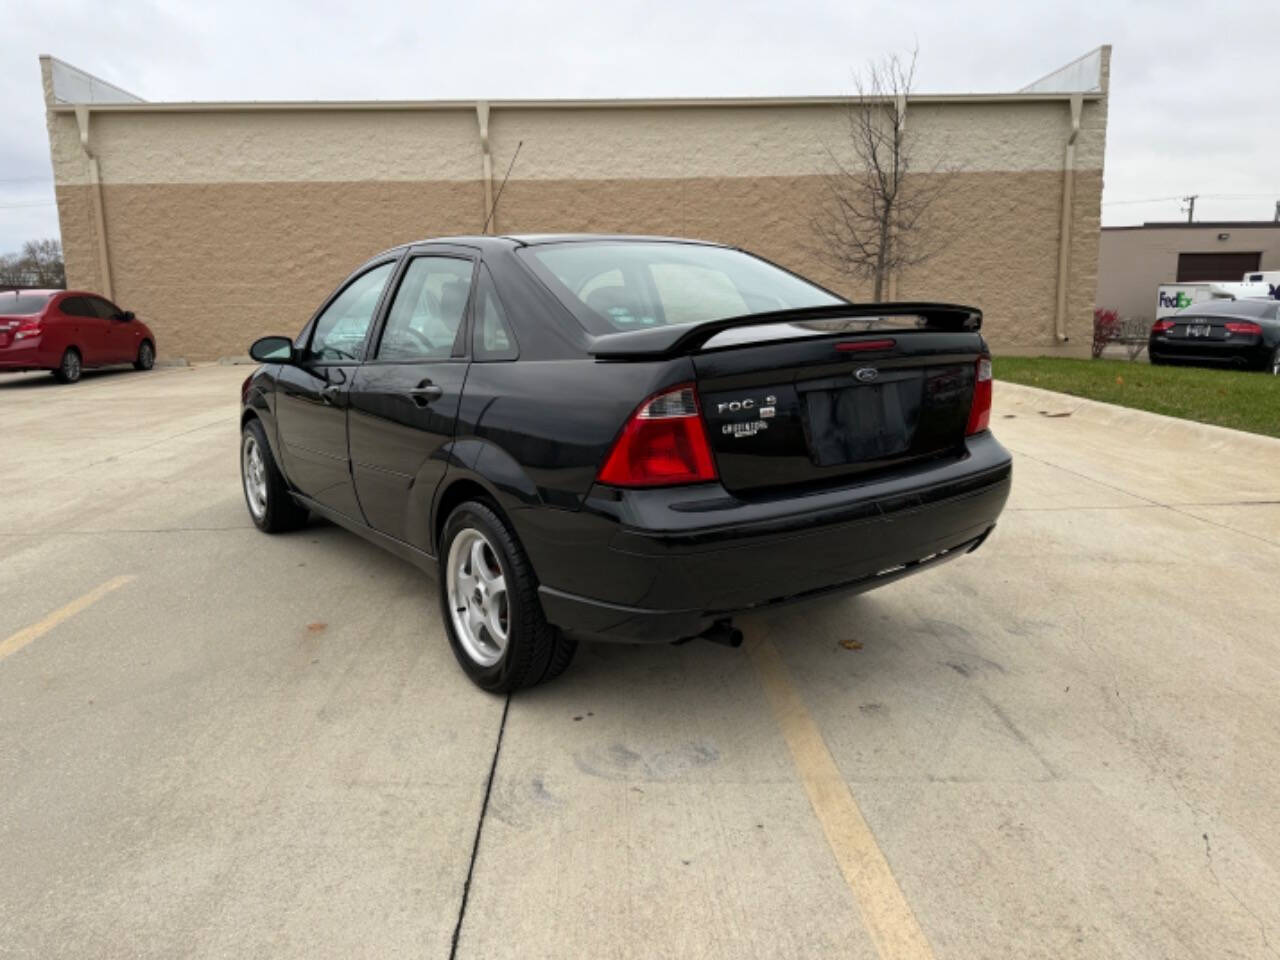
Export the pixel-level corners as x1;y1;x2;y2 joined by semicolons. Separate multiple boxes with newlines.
1103;192;1278;206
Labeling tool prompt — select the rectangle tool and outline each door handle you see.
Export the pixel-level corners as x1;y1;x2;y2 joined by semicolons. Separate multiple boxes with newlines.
407;383;444;406
319;383;342;404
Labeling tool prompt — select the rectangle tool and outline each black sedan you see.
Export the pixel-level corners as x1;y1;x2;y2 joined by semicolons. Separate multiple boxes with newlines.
240;235;1011;691
1149;298;1280;373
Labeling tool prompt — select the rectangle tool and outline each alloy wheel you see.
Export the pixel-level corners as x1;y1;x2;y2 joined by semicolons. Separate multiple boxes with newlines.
446;527;510;667
241;434;268;520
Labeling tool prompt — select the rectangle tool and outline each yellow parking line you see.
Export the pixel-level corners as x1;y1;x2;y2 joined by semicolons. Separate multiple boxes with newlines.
0;575;135;662
745;621;935;960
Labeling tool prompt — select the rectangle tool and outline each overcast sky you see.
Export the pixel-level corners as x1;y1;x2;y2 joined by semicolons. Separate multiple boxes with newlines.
1;0;1275;253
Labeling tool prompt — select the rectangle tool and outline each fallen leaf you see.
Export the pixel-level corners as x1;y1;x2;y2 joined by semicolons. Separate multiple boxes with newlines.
840;637;864;650
306;622;327;633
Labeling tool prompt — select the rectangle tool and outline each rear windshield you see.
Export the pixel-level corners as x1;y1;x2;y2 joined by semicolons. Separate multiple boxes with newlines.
0;292;53;315
1180;298;1278;319
520;241;842;335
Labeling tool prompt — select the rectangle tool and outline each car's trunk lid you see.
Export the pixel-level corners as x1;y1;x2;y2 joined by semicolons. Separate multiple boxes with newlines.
692;329;981;496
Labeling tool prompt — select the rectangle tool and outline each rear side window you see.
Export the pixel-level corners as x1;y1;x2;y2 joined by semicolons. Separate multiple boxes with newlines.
472;266;517;361
0;293;53;314
60;296;95;318
376;257;474;361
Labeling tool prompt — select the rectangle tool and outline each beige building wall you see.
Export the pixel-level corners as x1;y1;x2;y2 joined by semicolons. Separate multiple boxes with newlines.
43;55;1109;361
1098;224;1280;321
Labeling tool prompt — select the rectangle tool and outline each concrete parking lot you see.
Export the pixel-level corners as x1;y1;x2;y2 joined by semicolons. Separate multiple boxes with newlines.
2;363;1279;959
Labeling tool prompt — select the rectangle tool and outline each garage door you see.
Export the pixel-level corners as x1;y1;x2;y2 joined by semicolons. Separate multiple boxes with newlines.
1176;251;1262;282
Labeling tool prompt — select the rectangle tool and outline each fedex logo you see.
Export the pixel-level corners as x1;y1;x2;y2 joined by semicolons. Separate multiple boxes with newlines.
1159;291;1193;309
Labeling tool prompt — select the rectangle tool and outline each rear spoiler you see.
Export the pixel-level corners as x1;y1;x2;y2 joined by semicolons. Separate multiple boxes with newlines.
587;302;982;360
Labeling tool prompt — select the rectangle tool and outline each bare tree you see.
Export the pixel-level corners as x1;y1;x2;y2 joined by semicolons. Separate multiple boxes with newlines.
0;238;65;289
811;51;951;301
22;239;66;287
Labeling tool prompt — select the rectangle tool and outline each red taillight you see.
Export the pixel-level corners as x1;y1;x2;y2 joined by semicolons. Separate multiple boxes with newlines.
1225;321;1262;336
597;384;717;488
12;317;42;340
1151;320;1175;334
966;356;992;436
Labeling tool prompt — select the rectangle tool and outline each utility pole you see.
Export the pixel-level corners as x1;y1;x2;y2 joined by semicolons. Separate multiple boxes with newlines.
1181;194;1198;223
1274;199;1279;223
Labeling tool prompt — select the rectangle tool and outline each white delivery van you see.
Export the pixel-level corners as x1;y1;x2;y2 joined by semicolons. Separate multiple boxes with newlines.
1242;270;1280;297
1155;280;1275;319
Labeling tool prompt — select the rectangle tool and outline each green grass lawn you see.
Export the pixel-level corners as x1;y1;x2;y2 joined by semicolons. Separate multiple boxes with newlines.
993;357;1280;439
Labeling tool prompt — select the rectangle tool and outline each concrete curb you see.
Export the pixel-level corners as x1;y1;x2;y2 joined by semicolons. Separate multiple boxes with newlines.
996;380;1280;453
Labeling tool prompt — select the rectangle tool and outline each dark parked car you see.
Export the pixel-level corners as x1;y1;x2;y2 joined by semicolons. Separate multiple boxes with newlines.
0;289;156;382
1149;298;1280;373
239;235;1011;691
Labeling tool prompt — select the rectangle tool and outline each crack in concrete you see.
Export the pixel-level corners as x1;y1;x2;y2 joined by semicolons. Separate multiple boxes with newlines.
449;693;511;960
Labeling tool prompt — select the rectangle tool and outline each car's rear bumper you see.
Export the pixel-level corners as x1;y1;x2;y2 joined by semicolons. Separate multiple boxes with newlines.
1149;336;1270;368
527;431;1012;643
0;338;52;371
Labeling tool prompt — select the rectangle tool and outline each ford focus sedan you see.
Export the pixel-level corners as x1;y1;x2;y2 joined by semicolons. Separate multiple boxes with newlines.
0;289;156;382
239;235;1011;691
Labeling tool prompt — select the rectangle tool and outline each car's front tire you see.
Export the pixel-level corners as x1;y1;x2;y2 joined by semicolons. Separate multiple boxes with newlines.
438;500;577;692
134;341;155;371
53;348;81;383
241;418;309;533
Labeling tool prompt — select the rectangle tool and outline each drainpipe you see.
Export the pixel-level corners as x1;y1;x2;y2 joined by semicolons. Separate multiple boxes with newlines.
74;104;113;301
476;101;494;233
1053;94;1083;343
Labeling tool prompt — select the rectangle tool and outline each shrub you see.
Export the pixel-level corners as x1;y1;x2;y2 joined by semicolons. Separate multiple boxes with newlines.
1092;308;1121;358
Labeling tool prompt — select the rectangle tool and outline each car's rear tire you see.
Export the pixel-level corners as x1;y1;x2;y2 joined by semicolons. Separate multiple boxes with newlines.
241;418;309;533
438;500;577;692
134;340;155;371
53;348;81;383
1269;346;1280;376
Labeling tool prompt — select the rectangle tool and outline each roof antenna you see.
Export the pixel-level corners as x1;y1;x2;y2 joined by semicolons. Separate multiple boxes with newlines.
482;140;522;235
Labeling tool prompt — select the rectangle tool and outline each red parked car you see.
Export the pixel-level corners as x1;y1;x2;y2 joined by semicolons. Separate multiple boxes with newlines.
0;289;156;382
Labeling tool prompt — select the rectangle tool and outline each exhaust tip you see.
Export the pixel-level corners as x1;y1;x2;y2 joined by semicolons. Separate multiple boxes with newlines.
700;620;743;648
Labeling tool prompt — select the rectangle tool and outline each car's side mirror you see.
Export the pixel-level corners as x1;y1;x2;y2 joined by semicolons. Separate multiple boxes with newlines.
249;335;296;363
122;310;135;322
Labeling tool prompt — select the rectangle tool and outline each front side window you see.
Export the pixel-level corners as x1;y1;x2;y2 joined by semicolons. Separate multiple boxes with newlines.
308;261;395;362
521;241;842;335
87;296;120;319
376;257;473;361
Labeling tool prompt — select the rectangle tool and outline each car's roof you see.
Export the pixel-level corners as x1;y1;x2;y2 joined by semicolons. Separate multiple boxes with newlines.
390;233;725;251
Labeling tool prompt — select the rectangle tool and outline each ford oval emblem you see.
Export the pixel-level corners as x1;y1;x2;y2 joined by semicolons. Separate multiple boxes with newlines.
854;367;879;383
